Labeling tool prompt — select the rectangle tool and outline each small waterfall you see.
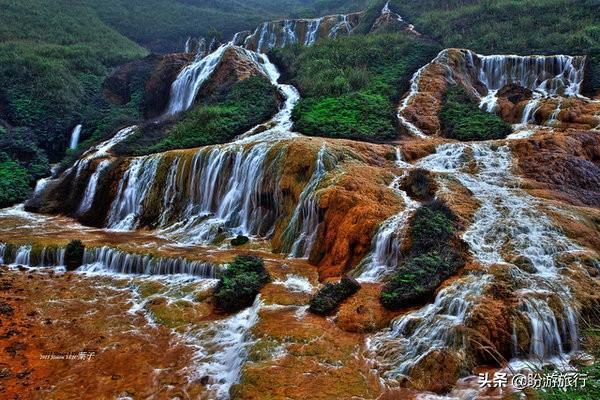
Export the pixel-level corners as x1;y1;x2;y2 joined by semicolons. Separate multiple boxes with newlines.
77;159;112;215
304;18;322;45
107;156;160;230
190;297;262;399
547;98;563;126
329;15;351;38
0;243;65;267
81;125;138;160
358;175;419;282
69;124;82;150
280;146;330;258
80;247;219;277
164;44;228;116
521;98;540;124
370;142;584;377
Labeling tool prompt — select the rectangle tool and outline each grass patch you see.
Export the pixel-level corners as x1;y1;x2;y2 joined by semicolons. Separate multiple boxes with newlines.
214;255;269;313
309;276;361;315
440;86;512;141
381;200;465;310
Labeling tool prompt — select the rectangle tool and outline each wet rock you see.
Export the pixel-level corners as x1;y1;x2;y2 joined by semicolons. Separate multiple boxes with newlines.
401;168;437;201
335;284;398;333
103;54;162;105
510;255;537;273
497;84;532;104
142;53;194;119
64;240;85;272
230;235;249;247
0;301;14;316
309;276;360;316
408;349;460;393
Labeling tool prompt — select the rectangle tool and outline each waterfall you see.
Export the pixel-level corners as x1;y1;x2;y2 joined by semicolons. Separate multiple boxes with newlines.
107;156;160;230
304;18;322;45
0;243;65;267
164;44;229;116
280;146;330;258
82;125;138;160
69;124;82;150
80;246;219;277
77;160;112;215
358;175;419;282
189;296;262;399
329;15;351;38
370;142;584;377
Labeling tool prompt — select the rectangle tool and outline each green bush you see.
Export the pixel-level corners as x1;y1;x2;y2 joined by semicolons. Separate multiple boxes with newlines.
279;33;440;141
380;200;466;310
293;92;397;141
309;276;361;315
120;76;279;155
213;255;270;313
401;168;437;201
410;200;456;252
0;158;32;208
440;86;512;141
64;240;85;271
380;251;462;310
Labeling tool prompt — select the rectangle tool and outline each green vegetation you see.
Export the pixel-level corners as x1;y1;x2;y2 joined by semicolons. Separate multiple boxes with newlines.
0;157;31;208
117;76;279;155
381;200;465;310
214;255;269;313
309;276;361;315
401;168;437;202
64;240;86;271
440;86;512;141
271;33;440;141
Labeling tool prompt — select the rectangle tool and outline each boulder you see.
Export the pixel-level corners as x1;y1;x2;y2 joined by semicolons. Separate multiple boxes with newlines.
408;349;460;393
497;84;532;104
103;54;162;105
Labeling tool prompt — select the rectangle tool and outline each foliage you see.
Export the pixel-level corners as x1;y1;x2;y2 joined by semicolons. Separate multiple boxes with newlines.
0;157;32;208
440;86;512;141
380;251;462;309
119;76;279;155
64;240;85;272
273;33;439;141
213;255;269;313
309;276;361;315
231;235;250;247
381;200;465;310
0;128;50;182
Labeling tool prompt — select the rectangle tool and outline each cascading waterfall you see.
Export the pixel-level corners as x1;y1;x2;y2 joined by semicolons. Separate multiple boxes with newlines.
77;159;112;215
107;156;161;230
79;246;219;277
329;15;351;38
358;174;419;282
187;296;262;399
0;243;65;267
164;44;229;116
370;142;584;377
69;124;82;150
305;18;322;45
280;146;330;258
82;125;138;160
472;52;585;121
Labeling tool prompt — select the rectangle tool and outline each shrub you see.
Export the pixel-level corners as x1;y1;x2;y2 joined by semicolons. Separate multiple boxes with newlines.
440;86;512;141
410;200;456;252
0;158;31;208
213;255;269;313
64;240;85;271
380;250;463;310
309;276;361;315
231;235;250;247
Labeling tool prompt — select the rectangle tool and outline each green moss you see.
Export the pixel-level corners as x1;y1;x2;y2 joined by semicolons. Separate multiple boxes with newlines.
309;276;361;315
440;86;512;141
0;158;31;208
214;255;269;313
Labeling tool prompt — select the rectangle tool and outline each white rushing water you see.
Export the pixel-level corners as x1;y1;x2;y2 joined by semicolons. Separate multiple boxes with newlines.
69;124;82;150
77;159;112;215
280;146;330;258
164;44;228;116
369;141;583;378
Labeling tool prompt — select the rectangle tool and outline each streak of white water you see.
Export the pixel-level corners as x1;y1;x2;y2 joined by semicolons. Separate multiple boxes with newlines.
281;146;329;258
107;156;160;230
82;125;138;160
69;124;82;150
164;44;228;116
305;18;322;45
370;141;583;377
77;160;112;215
189;297;262;399
358;175;419;282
